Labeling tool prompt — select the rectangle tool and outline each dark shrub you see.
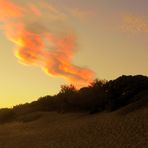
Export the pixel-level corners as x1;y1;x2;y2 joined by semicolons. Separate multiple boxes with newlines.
1;75;147;123
105;75;148;111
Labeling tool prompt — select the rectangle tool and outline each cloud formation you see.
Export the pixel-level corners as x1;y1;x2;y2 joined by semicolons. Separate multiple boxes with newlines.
122;15;148;33
0;0;94;88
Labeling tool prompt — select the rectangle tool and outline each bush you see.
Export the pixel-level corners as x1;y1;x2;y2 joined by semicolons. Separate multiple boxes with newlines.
105;75;148;111
1;75;148;124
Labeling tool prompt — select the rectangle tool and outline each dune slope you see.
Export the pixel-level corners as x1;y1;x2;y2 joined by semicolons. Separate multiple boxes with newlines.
0;105;147;148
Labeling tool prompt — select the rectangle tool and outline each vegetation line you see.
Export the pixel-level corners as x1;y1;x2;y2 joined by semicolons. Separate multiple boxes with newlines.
0;75;148;123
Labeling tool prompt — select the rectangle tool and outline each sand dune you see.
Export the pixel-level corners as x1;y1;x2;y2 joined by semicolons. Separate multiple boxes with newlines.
0;76;148;148
0;106;147;148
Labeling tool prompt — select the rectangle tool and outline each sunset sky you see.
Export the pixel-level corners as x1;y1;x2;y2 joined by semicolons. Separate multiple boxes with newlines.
0;0;148;108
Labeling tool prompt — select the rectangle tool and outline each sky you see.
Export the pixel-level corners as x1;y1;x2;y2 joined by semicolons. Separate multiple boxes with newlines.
0;0;148;108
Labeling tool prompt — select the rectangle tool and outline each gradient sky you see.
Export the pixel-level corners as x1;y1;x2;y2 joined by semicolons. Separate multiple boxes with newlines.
0;0;148;108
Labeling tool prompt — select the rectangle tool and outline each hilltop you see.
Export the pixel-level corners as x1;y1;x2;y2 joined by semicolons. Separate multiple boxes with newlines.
0;75;148;148
0;75;148;122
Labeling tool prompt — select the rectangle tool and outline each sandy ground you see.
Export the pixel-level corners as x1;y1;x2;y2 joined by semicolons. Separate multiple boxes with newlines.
0;107;147;148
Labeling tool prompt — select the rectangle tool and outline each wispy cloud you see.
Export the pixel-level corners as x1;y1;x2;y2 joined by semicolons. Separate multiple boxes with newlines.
122;15;148;33
68;8;93;20
0;0;94;87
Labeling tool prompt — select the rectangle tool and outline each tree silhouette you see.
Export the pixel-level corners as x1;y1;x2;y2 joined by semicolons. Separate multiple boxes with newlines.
0;75;148;123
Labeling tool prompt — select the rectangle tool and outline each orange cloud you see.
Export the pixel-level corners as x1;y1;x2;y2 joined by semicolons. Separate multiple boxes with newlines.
0;0;94;88
0;0;23;20
29;4;42;17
